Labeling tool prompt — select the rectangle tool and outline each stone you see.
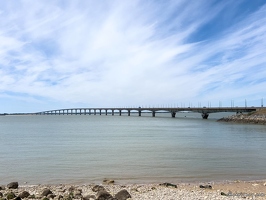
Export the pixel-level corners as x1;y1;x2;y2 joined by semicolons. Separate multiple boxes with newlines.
6;192;16;200
114;189;131;200
68;186;75;192
221;192;227;196
14;197;21;200
19;191;30;199
41;188;53;197
96;190;113;200
7;182;18;189
83;195;96;200
0;192;2;197
74;189;82;198
159;183;177;188
199;185;212;189
103;179;115;185
0;186;4;190
47;194;56;199
28;194;36;199
92;185;105;192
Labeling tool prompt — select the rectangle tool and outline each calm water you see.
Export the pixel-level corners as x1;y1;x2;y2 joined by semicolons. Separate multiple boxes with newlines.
1;112;266;185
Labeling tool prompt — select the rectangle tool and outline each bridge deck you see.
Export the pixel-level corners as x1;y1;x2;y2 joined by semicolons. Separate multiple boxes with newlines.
36;107;260;119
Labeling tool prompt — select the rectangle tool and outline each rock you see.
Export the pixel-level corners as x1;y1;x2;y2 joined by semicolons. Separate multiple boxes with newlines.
6;192;16;200
28;194;36;199
114;189;131;200
199;185;212;189
41;188;53;197
18;191;30;199
68;186;75;192
74;189;82;196
103;179;115;185
0;186;4;190
159;183;177;188
56;194;63;200
7;182;18;189
47;194;56;199
14;197;21;200
263;182;266;186
92;185;105;192
96;190;113;200
221;192;227;196
0;192;2;197
83;195;96;200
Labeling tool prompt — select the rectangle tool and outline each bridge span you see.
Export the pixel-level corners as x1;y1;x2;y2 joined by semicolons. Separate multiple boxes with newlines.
36;107;259;119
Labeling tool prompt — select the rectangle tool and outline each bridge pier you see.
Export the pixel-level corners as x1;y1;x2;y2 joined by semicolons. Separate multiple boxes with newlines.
94;109;96;115
202;113;209;119
119;110;122;116
128;110;130;116
139;110;141;116
112;110;114;116
171;111;176;118
152;111;156;117
105;110;108;115
99;110;102;115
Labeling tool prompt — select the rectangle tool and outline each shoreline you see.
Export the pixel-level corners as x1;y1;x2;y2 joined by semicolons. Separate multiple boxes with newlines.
217;108;266;125
1;179;266;200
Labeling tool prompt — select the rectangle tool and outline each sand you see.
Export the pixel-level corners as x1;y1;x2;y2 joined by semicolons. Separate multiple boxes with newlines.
1;180;266;200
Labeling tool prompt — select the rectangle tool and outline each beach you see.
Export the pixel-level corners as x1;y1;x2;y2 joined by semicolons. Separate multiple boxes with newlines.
1;180;266;200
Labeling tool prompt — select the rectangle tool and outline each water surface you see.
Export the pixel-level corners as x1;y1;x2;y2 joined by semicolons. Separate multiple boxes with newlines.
0;112;266;184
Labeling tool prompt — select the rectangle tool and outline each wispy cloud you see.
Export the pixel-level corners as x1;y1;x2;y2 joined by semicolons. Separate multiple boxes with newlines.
0;0;265;112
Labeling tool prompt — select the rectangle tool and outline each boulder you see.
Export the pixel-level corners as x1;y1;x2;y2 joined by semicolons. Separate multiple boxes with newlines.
19;191;30;199
7;182;18;189
0;186;4;190
96;190;113;200
92;185;105;192
114;189;131;200
6;192;16;200
41;188;53;197
0;192;2;197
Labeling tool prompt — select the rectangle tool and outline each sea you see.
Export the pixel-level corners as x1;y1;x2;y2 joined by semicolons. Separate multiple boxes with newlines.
1;112;266;185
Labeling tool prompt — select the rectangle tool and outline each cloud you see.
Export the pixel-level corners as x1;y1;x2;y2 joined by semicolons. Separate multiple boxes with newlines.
0;0;265;112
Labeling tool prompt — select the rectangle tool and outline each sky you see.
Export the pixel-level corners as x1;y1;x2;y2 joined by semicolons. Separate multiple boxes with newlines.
0;0;266;113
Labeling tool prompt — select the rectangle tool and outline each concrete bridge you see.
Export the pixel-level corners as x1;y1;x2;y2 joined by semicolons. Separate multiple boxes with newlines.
36;107;259;119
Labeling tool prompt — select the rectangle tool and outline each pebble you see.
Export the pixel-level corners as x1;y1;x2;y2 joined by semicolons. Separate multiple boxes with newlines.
0;181;258;200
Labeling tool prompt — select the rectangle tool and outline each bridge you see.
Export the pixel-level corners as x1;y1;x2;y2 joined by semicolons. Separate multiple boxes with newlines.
36;106;259;119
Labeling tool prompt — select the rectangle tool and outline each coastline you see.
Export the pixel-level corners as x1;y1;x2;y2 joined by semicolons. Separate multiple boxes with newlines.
1;180;266;200
218;108;266;125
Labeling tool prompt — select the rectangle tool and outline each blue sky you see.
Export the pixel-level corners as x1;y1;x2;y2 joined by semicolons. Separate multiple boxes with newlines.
0;0;266;113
